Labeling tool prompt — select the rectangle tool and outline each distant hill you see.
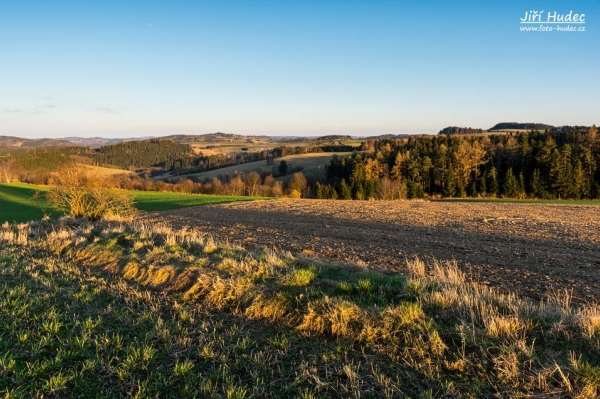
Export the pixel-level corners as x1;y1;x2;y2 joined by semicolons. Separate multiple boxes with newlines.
315;135;353;141
360;134;415;140
162;133;274;143
489;122;553;131
90;139;195;170
63;137;150;147
0;135;77;147
438;127;486;135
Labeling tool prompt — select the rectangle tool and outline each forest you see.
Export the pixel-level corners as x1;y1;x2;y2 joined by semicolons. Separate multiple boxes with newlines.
438;126;486;135
317;126;599;200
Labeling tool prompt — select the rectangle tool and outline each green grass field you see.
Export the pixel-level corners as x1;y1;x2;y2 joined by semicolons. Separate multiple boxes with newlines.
435;198;600;205
0;183;263;223
126;190;262;212
0;183;59;222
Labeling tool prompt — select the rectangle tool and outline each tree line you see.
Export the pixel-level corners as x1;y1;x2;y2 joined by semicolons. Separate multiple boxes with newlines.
316;126;599;200
111;170;310;199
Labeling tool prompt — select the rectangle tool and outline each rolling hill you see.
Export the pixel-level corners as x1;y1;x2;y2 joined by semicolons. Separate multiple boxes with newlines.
0;135;77;147
157;152;354;181
489;122;553;131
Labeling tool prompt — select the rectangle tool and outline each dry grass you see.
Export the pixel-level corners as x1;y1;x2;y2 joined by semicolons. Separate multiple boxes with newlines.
1;218;599;397
79;164;134;177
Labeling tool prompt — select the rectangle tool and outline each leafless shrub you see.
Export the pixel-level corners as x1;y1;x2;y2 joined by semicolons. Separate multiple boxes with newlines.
47;165;137;220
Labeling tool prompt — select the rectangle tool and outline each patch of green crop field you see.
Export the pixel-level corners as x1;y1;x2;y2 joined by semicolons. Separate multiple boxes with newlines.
0;183;56;223
0;183;265;223
127;190;264;212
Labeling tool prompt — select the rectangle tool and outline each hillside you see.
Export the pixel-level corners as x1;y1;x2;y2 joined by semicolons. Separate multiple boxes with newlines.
438;126;486;135
161;132;266;143
439;123;556;135
0;135;77;147
89;139;195;170
158;152;354;181
490;122;553;131
62;137;148;147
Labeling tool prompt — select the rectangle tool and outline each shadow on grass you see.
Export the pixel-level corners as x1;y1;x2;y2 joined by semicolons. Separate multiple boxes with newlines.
0;184;58;223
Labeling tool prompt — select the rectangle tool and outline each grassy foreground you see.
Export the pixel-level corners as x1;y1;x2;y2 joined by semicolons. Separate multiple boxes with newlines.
1;219;599;398
0;183;262;223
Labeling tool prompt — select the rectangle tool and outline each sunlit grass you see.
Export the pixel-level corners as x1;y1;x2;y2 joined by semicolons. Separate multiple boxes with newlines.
0;183;264;223
1;218;599;397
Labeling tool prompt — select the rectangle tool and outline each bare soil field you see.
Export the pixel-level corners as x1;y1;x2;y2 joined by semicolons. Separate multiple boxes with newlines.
144;200;600;304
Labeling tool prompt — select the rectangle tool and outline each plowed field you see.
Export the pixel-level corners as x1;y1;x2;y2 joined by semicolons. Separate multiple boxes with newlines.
144;200;600;303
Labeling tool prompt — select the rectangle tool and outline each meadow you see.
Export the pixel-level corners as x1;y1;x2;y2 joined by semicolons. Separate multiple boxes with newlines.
0;218;599;398
159;152;354;182
0;183;262;223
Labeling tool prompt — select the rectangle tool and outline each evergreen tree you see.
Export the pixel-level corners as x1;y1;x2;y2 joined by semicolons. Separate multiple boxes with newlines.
337;179;352;199
456;179;466;198
278;160;289;176
502;168;520;198
468;181;478;197
477;177;487;197
588;124;598;143
315;182;326;199
572;159;586;199
530;169;546;198
353;183;365;200
407;181;417;199
518;172;526;199
550;146;572;198
487;167;499;196
443;167;457;197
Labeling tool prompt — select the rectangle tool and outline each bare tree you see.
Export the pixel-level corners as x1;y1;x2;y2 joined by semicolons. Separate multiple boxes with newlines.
244;171;261;196
0;158;20;183
47;165;137;220
287;172;308;198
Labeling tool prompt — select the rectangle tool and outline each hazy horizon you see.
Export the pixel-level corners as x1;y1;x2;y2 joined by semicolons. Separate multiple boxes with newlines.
1;1;598;139
0;121;571;141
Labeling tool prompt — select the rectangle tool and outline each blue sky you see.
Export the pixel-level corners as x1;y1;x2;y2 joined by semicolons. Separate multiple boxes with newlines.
0;0;598;138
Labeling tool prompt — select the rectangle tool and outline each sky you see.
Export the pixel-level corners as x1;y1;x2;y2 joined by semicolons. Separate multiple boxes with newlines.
0;0;598;138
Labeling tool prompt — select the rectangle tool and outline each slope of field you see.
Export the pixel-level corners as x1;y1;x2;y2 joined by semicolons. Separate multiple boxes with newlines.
0;183;263;223
126;190;264;212
189;139;363;156
0;136;76;147
146;200;600;304
0;183;60;222
161;152;354;181
79;164;135;177
1;218;598;397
